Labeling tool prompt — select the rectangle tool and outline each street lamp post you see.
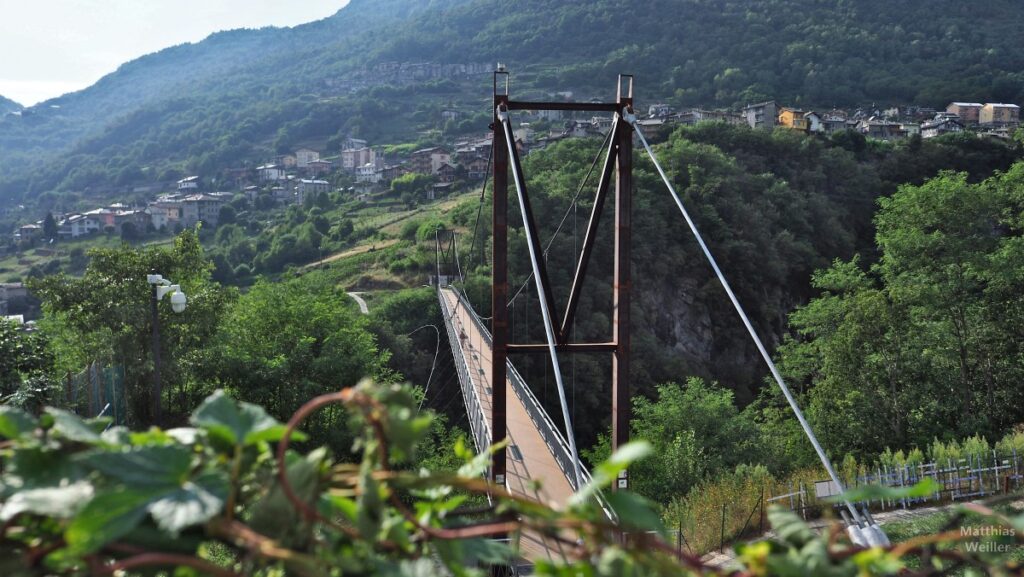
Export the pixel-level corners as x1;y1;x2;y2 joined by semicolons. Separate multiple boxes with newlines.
147;274;187;425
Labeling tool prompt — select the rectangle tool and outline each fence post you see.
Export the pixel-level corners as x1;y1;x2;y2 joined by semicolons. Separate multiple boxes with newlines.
759;486;765;534
676;520;682;554
86;362;95;416
799;482;806;520
720;503;727;553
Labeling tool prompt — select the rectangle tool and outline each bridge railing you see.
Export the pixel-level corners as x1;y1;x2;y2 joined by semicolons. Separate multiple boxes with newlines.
448;289;601;496
438;289;492;459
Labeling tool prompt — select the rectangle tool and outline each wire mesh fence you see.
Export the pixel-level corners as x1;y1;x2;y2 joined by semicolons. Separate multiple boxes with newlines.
63;362;127;425
666;450;1024;557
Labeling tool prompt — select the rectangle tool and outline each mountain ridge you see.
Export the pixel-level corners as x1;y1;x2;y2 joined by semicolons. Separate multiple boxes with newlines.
2;0;1024;208
0;95;20;115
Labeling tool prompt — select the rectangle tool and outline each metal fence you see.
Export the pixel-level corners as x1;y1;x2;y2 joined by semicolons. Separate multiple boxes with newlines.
763;450;1024;520
446;289;614;519
438;290;492;458
64;362;127;425
851;450;1024;511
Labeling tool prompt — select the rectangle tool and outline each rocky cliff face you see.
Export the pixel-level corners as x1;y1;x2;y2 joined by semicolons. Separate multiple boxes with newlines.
635;270;775;404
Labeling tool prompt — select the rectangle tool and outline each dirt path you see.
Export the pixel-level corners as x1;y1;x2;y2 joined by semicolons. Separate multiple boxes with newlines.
299;239;398;271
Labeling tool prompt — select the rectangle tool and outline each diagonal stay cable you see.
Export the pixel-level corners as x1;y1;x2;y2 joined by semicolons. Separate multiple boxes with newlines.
505;127;613;307
629;117;866;527
498;105;584;492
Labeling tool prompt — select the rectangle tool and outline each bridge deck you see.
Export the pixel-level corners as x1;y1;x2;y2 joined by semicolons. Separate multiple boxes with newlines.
439;288;577;564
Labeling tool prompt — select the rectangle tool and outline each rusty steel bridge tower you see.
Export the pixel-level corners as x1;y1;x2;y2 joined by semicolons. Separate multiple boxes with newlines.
489;71;635;493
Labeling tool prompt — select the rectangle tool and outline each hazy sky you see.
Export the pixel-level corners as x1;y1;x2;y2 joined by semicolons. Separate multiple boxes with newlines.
0;1;349;106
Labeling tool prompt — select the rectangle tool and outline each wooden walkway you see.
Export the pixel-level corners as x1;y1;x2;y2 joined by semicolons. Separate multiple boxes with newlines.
439;288;577;564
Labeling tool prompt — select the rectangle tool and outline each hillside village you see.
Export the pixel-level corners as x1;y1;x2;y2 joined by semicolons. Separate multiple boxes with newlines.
8;97;1020;249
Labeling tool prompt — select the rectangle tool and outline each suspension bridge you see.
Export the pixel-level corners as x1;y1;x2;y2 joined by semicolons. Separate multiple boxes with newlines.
430;71;888;570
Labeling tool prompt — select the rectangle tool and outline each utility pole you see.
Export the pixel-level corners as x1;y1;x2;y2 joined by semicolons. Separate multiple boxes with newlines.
147;274;187;426
151;284;162;425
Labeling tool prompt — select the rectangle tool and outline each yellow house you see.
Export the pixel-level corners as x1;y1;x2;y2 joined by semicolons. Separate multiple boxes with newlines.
778;107;808;131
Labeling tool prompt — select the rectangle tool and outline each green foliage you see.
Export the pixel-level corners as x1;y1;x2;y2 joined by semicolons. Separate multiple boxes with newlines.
27;231;234;425
195;275;392;455
391;172;436;199
0;320;53;408
775;163;1024;461
0;382;706;577
586;378;757;505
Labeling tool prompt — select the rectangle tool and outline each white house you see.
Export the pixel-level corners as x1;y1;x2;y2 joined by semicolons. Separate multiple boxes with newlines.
356;163;381;184
59;213;102;238
257;164;286;182
921;118;964;139
804;111;824;133
296;179;330;203
295;148;320;168
177;176;199;191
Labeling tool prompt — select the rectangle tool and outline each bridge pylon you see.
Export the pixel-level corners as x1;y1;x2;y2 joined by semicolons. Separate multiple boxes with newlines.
491;70;636;493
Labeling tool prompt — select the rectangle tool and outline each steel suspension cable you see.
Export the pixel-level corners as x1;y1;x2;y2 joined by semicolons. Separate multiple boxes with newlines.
630;118;864;526
506;127;614;307
406;323;442;413
498;106;584;491
464;147;493;277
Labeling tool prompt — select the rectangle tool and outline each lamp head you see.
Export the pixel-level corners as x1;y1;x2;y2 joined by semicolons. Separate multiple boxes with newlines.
170;290;187;314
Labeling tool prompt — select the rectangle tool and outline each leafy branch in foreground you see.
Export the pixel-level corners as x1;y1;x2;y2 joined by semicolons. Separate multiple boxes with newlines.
0;381;1021;576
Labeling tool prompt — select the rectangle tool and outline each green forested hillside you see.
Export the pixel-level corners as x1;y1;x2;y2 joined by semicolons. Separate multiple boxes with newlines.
2;0;1024;209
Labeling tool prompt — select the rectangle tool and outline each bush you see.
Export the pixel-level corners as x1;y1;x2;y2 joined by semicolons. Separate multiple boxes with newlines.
415;218;445;243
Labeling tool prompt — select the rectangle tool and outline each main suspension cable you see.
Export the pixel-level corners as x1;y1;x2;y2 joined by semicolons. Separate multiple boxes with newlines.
629;118;864;527
498;105;584;492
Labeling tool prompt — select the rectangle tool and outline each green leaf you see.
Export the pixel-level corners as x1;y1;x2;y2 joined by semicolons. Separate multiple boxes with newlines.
45;408;102;444
250;449;324;541
65;488;158;554
571;440;651;507
190;390;305;447
147;474;227;534
327;495;359;522
0;481;93;521
4;446;83;489
603;490;666;535
767;506;816;547
852;547;904;574
78;445;192;487
0;407;36;440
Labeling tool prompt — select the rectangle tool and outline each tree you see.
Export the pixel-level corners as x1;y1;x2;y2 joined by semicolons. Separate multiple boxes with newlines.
42;212;58;241
28;231;234;425
585;378;757;504
196;275;392;454
0;319;53;409
774;166;1024;460
391;172;434;197
315;190;331;209
119;221;139;241
218;204;237;225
